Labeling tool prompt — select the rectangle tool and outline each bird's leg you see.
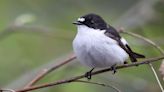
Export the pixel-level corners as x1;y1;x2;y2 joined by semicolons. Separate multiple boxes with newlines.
111;64;117;74
85;68;94;80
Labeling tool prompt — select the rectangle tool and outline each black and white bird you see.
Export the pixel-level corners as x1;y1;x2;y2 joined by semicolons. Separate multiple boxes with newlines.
72;13;145;79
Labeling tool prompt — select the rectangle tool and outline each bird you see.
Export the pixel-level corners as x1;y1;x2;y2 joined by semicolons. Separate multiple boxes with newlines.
72;13;145;79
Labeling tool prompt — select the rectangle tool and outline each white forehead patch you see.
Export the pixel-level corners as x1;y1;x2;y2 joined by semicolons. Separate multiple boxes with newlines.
78;18;85;22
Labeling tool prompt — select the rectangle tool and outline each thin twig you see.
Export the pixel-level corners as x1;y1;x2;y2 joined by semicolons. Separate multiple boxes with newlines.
24;54;76;88
16;56;164;92
0;89;16;92
149;63;164;91
121;31;164;54
74;80;121;92
121;30;164;92
148;63;164;92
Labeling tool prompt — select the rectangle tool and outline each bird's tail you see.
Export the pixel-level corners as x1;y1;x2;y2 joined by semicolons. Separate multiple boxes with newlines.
133;52;145;58
129;52;145;63
125;44;145;62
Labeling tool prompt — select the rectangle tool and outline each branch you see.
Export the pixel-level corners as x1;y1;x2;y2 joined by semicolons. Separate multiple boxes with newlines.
16;56;164;92
24;54;76;88
0;89;16;92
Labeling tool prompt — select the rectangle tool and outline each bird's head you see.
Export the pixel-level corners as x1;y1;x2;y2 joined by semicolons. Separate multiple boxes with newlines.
73;13;107;30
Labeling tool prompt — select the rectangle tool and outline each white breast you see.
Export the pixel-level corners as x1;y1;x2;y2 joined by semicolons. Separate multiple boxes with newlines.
73;25;128;68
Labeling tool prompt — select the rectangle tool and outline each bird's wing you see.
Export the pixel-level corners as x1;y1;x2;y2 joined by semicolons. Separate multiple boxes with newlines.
104;25;138;62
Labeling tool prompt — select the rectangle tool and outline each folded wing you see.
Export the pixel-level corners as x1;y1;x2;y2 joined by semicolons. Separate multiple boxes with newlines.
104;25;145;62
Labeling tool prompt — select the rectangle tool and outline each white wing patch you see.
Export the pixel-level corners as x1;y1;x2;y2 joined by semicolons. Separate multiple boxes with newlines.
121;38;128;45
78;18;85;22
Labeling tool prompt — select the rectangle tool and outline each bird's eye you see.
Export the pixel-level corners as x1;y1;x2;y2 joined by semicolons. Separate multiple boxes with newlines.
91;20;94;24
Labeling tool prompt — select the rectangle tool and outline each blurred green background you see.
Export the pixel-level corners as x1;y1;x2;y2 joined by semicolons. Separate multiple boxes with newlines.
0;0;164;92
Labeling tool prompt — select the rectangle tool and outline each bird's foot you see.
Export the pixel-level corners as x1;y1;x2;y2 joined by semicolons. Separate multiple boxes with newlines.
85;68;94;80
111;64;117;74
124;61;128;64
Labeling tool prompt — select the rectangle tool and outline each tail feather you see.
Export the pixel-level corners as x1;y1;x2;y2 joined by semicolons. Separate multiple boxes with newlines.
125;44;145;62
133;52;145;58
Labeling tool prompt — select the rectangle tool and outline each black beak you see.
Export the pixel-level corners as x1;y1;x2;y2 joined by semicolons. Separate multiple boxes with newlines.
72;21;82;25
